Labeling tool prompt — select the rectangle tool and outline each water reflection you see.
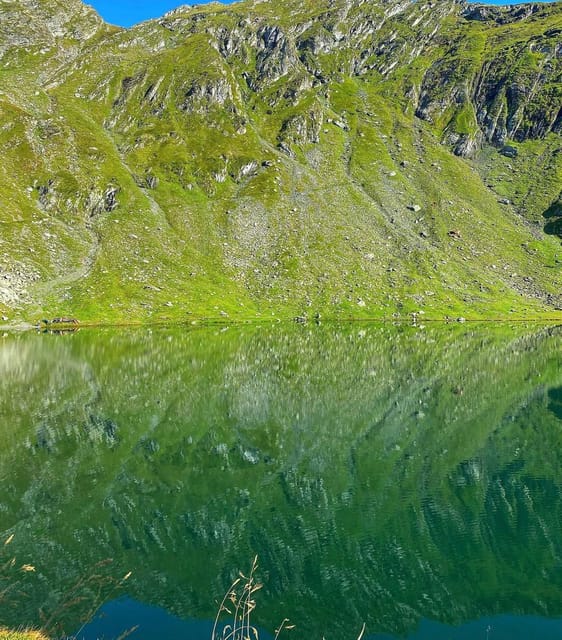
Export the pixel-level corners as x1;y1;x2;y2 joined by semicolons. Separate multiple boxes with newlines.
0;323;561;638
82;598;562;640
548;386;562;420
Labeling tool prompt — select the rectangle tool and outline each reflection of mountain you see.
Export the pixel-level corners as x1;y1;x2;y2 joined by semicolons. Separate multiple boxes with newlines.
549;387;562;420
0;324;561;637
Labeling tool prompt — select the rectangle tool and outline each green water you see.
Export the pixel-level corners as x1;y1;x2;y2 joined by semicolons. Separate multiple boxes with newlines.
0;323;561;639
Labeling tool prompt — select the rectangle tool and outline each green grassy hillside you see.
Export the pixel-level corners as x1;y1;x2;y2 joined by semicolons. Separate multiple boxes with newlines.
0;0;560;324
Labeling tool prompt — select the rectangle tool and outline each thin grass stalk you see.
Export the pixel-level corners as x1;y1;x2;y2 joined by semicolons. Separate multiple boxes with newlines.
242;578;252;640
211;577;241;640
231;580;244;640
243;557;259;640
115;624;140;640
274;619;291;640
70;570;132;640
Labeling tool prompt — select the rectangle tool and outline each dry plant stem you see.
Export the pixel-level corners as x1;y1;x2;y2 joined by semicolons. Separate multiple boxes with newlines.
274;619;291;640
243;557;260;640
217;557;262;640
240;587;248;640
65;566;132;639
231;578;244;639
115;624;140;640
211;577;241;640
357;623;366;640
40;559;111;632
1;537;25;609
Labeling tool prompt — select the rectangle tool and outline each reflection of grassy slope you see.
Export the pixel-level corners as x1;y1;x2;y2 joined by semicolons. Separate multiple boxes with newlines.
0;632;48;640
0;325;561;635
0;0;561;322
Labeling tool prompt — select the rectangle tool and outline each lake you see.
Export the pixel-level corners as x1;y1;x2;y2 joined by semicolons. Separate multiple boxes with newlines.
0;323;561;639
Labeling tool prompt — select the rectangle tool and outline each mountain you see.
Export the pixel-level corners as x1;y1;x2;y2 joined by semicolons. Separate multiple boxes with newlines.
0;0;560;324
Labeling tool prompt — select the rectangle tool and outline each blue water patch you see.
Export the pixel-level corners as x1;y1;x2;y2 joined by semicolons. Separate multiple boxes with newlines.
466;0;558;4
74;598;213;640
372;615;562;639
75;597;273;640
76;598;562;640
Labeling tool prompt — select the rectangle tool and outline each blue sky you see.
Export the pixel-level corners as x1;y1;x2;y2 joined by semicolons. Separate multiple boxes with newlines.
87;0;552;27
88;0;237;27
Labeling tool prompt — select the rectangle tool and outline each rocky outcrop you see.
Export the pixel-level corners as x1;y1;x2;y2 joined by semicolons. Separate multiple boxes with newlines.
180;73;235;114
0;0;107;61
415;2;561;156
247;25;302;90
279;105;324;150
473;50;562;145
462;3;545;25
98;0;559;160
86;185;120;217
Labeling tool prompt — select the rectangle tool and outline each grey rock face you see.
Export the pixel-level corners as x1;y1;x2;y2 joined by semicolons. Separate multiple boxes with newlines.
0;0;106;59
462;3;543;25
180;75;234;113
280;107;324;148
414;2;561;156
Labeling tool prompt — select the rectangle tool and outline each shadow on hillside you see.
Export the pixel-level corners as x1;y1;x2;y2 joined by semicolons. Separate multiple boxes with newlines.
543;199;562;238
548;386;562;420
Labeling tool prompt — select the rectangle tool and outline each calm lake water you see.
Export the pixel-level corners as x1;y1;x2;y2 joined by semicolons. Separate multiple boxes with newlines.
0;323;561;639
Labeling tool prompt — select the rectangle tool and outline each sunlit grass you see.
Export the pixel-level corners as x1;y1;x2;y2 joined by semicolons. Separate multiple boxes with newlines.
0;630;49;640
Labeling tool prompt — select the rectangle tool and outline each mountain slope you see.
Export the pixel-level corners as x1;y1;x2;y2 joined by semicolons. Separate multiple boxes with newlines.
0;0;560;324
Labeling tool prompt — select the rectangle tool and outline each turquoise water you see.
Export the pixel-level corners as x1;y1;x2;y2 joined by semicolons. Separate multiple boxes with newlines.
0;323;561;639
83;598;562;639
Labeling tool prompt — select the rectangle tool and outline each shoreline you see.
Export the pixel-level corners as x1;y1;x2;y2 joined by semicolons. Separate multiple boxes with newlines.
1;314;562;334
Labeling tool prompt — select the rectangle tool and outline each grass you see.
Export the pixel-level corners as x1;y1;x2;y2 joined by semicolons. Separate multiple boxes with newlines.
2;549;370;640
212;556;270;640
212;557;366;640
0;631;49;640
0;534;132;640
0;536;45;640
0;0;561;325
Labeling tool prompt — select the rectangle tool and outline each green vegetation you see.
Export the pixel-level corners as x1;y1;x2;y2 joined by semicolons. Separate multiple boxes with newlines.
0;535;45;640
1;324;562;637
0;632;48;640
212;556;363;639
0;0;560;325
